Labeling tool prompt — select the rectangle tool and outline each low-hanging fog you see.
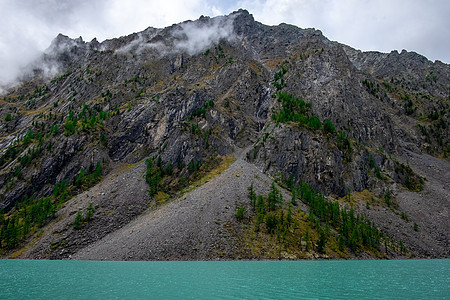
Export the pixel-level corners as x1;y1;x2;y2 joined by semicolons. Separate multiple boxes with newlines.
1;0;449;94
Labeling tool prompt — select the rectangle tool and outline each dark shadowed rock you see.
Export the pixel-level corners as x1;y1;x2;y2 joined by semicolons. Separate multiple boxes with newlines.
0;10;448;260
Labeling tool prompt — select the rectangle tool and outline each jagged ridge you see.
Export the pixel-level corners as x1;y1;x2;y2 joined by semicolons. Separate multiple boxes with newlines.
0;10;448;259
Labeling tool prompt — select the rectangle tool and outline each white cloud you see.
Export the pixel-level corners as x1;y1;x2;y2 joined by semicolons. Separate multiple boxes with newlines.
0;0;222;91
172;15;236;55
115;14;237;57
0;0;448;93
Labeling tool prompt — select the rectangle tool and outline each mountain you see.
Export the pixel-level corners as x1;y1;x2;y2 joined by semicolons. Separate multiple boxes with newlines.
0;10;448;260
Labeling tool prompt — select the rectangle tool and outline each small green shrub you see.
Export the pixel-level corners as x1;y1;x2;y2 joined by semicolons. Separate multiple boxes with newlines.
337;131;351;151
4;113;13;122
401;212;408;221
308;115;321;130
265;213;277;234
384;189;391;207
85;203;94;221
73;209;83;229
323;119;336;134
236;206;245;220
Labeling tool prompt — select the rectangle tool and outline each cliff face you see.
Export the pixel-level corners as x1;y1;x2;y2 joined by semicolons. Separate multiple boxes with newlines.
0;10;448;259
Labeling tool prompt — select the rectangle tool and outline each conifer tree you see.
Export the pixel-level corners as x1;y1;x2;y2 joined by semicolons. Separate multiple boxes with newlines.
73;209;83;229
85;203;94;221
317;230;327;253
248;183;257;209
267;182;281;211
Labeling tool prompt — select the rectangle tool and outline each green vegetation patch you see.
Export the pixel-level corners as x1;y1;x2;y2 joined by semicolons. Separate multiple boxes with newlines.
239;177;407;259
0;161;103;251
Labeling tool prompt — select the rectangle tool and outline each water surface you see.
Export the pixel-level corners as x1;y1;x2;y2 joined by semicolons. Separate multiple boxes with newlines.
1;259;448;299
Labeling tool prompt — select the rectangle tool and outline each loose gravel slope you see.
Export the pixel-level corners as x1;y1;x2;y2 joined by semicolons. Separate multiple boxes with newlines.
71;153;274;260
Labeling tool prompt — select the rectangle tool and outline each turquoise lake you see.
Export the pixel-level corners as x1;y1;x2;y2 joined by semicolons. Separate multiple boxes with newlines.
1;259;448;299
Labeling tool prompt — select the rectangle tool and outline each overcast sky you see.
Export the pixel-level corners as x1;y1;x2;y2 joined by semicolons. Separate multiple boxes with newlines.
1;0;449;88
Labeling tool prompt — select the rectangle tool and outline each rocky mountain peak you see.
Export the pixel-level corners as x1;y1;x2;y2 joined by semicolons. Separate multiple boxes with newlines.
47;33;85;53
0;10;448;260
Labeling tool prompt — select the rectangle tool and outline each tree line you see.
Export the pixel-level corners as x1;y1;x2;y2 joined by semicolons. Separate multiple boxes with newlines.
243;176;391;256
0;161;103;250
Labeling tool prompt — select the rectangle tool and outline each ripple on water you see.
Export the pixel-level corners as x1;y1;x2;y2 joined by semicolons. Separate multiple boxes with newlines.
0;259;449;299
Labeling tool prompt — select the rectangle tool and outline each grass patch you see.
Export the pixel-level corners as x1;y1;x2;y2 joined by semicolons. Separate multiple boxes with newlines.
263;58;285;70
352;189;380;205
9;246;28;259
183;155;235;194
154;191;170;205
